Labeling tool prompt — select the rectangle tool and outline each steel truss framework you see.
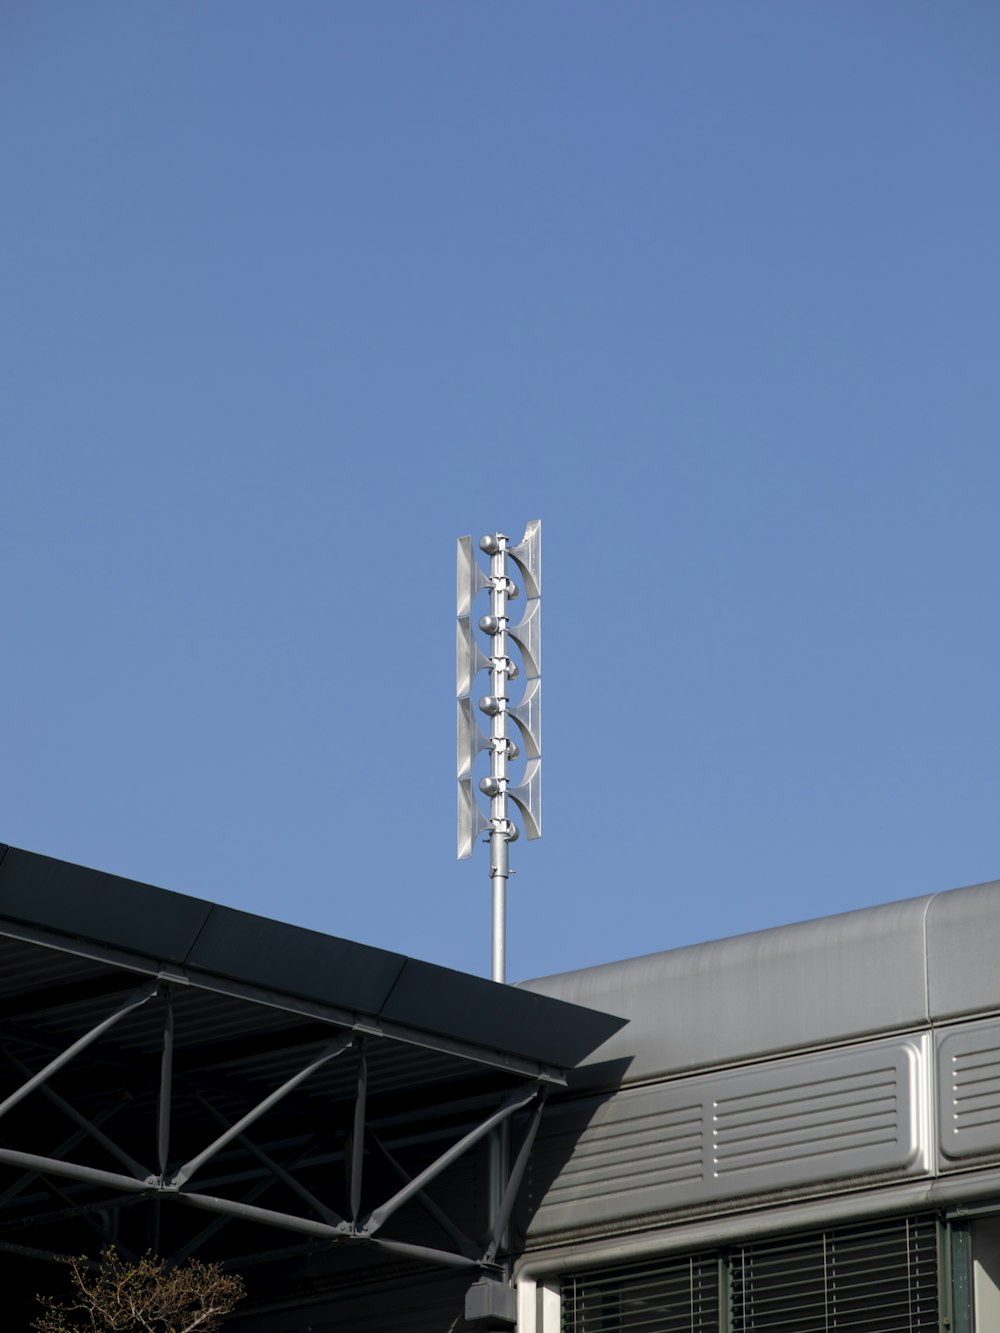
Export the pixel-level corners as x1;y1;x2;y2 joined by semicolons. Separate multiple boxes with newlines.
0;920;560;1290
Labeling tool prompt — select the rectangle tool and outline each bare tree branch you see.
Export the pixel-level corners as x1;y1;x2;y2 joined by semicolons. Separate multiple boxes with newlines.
32;1249;244;1333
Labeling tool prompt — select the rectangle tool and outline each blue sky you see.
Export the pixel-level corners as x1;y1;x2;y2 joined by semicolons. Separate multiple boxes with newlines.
2;2;998;982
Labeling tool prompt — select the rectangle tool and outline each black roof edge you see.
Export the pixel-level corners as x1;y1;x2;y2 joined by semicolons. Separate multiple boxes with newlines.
0;845;626;1069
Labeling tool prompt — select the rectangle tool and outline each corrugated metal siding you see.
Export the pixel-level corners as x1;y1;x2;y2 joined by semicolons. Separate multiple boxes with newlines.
528;1040;927;1237
527;1086;705;1230
938;1020;1000;1164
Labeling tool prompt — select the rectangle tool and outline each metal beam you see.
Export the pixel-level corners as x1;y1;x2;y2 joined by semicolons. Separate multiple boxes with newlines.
367;1128;479;1260
195;1094;345;1229
177;1189;349;1240
0;920;568;1085
178;1192;485;1272
0;984;157;1123
0;1017;136;1071
363;1083;539;1235
364;1234;483;1272
4;1051;148;1180
0;1145;488;1274
168;1033;353;1188
0;972;143;1024
483;1091;547;1263
349;1043;366;1223
0;1095;131;1210
157;990;174;1177
31;1169;136;1258
0;1116;536;1278
169;1140;322;1264
0;1146;148;1195
167;1024;336;1077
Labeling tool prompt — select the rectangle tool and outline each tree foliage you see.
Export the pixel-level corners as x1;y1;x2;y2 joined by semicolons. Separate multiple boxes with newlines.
32;1249;245;1333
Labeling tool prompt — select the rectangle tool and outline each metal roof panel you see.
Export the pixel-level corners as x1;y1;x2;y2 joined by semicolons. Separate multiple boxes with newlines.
0;846;212;963
0;846;625;1073
186;904;407;1016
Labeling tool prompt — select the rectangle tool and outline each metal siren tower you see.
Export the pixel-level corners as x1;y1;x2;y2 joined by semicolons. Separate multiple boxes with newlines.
456;520;541;984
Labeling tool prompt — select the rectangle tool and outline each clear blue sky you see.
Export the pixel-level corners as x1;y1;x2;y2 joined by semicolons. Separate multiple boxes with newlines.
2;3;997;982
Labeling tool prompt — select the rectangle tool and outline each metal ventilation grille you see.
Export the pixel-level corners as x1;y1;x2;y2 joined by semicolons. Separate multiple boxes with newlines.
561;1253;720;1333
730;1215;940;1332
712;1065;901;1177
540;1098;705;1210
937;1022;1000;1161
951;1045;1000;1129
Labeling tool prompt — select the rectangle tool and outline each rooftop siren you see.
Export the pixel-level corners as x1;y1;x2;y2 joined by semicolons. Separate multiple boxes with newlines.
456;520;541;983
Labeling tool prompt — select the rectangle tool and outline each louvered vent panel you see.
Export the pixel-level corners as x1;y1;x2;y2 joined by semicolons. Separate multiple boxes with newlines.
731;1215;939;1333
713;1065;900;1178
528;1041;926;1238
938;1021;1000;1163
546;1101;704;1202
562;1252;719;1333
528;1086;705;1234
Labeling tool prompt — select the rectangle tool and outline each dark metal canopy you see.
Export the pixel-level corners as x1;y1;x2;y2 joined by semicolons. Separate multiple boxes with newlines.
0;845;624;1322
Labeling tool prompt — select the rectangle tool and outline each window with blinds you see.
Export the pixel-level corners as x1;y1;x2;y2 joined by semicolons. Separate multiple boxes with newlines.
730;1215;940;1332
561;1215;942;1333
561;1252;720;1333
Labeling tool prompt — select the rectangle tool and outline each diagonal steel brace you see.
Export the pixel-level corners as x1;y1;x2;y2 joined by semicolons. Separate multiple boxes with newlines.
166;1033;353;1189
194;1093;346;1229
170;1138;323;1264
0;1093;131;1210
362;1083;539;1236
367;1127;479;1259
0;984;157;1124
4;1050;148;1180
482;1088;547;1263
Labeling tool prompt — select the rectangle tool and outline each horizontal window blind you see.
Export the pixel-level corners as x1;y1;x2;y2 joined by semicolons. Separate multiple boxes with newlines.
562;1215;940;1333
731;1215;939;1333
561;1252;719;1333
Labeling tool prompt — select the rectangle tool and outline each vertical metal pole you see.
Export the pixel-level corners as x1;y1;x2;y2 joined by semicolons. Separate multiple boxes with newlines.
350;1043;367;1225
156;990;173;1180
488;1120;508;1276
486;532;512;1277
489;534;509;985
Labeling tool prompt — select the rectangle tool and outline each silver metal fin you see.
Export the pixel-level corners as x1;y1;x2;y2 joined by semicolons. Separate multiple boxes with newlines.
456;616;492;699
507;597;540;680
457;536;491;618
457;778;491;859
457;697;491;780
508;677;541;760
507;520;541;600
508;758;541;841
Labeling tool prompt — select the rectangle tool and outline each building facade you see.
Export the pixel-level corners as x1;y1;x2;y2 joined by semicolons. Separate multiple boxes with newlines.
515;878;1000;1332
3;844;1000;1331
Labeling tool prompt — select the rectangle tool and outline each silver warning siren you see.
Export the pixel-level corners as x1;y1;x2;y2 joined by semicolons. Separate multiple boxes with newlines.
456;520;541;983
